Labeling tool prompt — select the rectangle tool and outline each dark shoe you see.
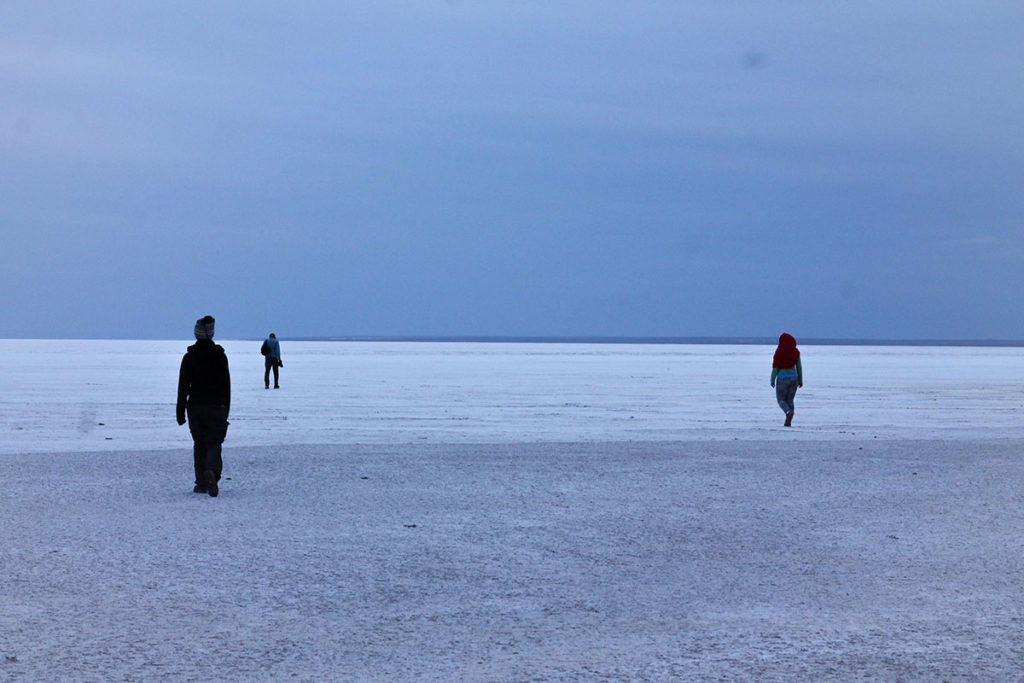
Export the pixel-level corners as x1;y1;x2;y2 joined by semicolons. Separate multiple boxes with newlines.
193;484;208;494
205;470;219;497
784;411;794;427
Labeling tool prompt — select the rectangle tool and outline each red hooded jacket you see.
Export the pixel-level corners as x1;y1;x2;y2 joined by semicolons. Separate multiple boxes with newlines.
772;333;800;369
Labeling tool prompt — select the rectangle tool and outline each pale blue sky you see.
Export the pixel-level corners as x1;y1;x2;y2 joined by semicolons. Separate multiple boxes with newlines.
2;1;1022;339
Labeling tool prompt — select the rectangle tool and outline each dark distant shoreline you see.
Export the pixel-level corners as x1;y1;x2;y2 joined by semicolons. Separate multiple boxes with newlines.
283;336;1024;348
8;337;1023;347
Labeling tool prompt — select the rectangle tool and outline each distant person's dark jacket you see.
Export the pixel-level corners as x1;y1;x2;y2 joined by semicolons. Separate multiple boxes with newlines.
177;340;231;423
263;337;281;362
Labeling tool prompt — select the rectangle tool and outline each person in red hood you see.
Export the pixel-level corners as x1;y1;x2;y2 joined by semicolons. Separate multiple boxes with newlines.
770;333;802;427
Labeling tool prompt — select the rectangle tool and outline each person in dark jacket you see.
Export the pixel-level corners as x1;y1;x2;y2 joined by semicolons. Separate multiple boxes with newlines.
261;332;282;389
177;315;231;497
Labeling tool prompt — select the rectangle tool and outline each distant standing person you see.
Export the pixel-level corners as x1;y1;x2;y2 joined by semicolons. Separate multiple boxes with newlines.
770;333;802;427
261;332;282;389
176;315;231;497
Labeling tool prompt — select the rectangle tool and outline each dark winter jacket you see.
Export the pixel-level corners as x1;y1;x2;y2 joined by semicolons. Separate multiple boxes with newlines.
176;340;231;423
262;336;281;361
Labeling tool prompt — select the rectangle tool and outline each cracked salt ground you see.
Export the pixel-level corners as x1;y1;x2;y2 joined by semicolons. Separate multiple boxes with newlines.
1;341;1023;680
4;340;1024;455
3;441;1023;680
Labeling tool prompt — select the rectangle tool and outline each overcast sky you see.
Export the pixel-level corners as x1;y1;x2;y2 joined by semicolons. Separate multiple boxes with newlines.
2;1;1022;340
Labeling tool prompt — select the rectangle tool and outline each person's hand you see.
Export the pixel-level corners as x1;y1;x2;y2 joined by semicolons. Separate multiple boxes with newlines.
798;383;803;388
770;381;775;388
177;416;186;426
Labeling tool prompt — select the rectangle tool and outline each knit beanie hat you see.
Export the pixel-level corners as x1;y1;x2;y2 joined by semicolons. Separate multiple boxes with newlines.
194;315;215;340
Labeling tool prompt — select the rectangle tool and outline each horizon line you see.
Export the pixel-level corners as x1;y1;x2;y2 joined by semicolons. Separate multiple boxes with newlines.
287;335;1024;347
3;335;1024;348
7;335;1020;347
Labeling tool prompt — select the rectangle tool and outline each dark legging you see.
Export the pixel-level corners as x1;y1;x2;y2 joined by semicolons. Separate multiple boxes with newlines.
187;404;228;484
265;358;280;388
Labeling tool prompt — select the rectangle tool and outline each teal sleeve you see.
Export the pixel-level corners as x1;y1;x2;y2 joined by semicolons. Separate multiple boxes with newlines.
797;357;803;385
770;367;779;384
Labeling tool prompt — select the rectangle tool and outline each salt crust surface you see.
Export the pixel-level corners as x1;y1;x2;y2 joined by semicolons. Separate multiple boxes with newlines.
2;340;1022;453
2;341;1023;680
